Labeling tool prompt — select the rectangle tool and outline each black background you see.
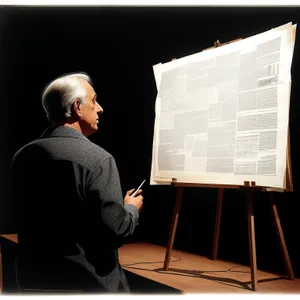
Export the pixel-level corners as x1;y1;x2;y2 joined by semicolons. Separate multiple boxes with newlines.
0;6;300;279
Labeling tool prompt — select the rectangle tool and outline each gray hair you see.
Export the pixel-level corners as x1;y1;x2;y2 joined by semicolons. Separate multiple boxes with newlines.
41;72;92;122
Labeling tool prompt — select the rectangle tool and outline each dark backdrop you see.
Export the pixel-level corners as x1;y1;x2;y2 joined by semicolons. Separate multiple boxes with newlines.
1;6;300;278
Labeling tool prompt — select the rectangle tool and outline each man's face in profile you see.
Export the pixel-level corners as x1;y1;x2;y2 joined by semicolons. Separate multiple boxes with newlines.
78;79;103;137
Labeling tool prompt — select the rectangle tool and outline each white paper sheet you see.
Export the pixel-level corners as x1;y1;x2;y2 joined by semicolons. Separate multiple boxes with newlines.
150;23;296;189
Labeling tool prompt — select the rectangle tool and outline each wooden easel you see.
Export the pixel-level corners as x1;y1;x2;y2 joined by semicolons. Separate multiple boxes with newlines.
162;39;295;291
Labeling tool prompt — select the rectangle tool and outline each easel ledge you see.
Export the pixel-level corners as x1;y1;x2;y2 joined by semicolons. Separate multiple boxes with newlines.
170;180;291;192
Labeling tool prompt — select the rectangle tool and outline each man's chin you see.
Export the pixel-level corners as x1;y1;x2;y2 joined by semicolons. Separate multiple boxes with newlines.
83;127;98;137
91;126;99;134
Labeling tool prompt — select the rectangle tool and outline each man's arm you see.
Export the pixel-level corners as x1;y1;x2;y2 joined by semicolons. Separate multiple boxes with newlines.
87;156;142;246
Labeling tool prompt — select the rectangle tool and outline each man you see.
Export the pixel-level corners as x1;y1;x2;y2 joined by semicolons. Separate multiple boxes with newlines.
9;72;143;293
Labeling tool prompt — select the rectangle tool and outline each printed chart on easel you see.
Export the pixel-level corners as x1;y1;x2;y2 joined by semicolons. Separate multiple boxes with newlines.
151;22;296;190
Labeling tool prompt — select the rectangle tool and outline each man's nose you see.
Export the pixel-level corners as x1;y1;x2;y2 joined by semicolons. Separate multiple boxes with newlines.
97;103;104;114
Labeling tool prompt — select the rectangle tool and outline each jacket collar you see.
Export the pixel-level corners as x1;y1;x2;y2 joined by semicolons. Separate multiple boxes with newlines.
39;125;90;142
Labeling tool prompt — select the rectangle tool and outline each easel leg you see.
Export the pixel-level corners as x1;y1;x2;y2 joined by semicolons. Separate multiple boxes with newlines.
163;187;184;271
270;193;295;280
247;192;258;291
212;188;223;260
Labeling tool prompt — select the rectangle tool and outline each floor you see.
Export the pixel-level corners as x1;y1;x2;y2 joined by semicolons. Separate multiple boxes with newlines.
119;242;300;294
1;234;299;294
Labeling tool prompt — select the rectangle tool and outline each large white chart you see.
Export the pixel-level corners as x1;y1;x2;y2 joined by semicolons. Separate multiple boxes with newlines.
151;23;296;189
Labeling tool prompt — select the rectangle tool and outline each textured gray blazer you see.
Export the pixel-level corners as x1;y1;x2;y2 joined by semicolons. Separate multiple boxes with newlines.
9;126;139;293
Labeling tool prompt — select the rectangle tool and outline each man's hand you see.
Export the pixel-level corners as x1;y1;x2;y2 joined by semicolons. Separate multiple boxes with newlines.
124;189;143;212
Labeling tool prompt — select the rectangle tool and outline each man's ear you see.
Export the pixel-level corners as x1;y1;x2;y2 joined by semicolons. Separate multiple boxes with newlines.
72;98;82;117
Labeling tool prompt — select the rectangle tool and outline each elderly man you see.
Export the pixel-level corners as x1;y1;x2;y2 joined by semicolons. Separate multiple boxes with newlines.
9;72;143;293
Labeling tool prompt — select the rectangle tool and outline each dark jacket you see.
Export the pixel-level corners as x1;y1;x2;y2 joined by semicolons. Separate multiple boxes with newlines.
9;126;139;293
